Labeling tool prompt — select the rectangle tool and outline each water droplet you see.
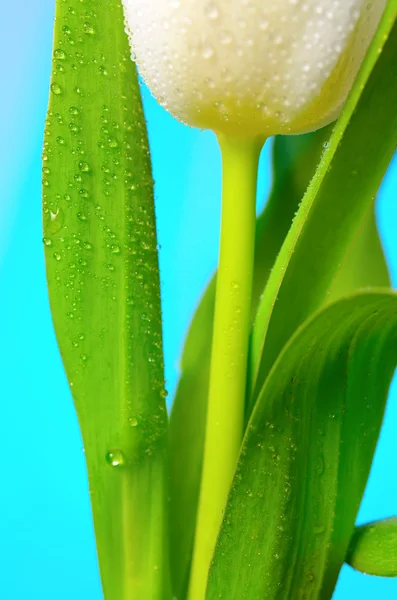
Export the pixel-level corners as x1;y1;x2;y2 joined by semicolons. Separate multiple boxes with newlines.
48;208;65;234
53;252;62;261
314;524;325;535
42;237;53;247
111;244;121;255
106;449;126;468
83;22;95;34
54;49;66;60
79;161;90;172
205;2;219;20
69;106;79;115
56;136;65;145
202;44;214;60
129;416;138;427
51;82;62;95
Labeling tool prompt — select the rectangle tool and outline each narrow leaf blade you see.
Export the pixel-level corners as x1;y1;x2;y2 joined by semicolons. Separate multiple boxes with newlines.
43;1;170;598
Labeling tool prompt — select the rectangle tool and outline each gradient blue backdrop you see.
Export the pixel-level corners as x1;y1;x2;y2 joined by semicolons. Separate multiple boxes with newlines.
1;2;396;598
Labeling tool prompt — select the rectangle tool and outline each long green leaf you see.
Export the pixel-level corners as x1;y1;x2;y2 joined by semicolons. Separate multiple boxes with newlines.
207;292;397;600
327;205;390;302
168;129;330;599
43;2;170;599
250;2;397;404
347;517;397;577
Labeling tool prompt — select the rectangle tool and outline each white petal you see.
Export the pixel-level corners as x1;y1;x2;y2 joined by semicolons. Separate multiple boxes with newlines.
122;0;387;136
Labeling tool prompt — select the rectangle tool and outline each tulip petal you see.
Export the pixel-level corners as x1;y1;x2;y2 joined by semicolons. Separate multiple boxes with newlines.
123;0;387;135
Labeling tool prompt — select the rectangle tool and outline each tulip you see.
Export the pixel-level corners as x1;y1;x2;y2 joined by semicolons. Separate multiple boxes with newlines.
122;2;388;599
122;0;386;137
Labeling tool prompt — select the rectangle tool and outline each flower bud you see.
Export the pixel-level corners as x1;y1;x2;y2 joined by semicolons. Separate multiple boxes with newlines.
123;1;386;137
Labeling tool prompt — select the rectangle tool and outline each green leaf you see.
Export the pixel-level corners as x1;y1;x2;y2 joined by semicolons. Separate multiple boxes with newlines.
327;205;390;302
346;517;397;577
43;2;170;599
207;292;397;600
168;129;330;599
250;3;397;404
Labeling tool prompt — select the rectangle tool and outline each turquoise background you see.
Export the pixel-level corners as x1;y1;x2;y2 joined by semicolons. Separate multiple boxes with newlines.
1;1;396;598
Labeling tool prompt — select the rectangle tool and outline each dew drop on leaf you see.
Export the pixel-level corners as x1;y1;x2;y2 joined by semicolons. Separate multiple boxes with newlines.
54;49;66;60
314;524;325;535
51;82;62;95
83;22;95;34
79;161;90;172
48;207;65;234
106;449;126;468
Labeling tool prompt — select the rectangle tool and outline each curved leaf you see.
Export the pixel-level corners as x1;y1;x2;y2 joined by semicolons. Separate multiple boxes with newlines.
43;1;170;599
207;291;397;600
347;517;397;577
250;3;397;405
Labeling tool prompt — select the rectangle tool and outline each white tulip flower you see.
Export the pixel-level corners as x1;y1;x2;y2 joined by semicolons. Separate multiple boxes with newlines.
122;0;387;137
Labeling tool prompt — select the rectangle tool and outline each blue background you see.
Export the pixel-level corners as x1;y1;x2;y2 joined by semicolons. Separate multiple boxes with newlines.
1;2;396;598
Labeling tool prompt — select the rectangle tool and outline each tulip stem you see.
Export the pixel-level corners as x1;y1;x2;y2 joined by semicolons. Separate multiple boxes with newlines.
188;134;263;600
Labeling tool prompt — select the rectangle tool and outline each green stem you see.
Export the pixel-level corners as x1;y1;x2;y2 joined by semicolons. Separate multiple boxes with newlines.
188;134;263;600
